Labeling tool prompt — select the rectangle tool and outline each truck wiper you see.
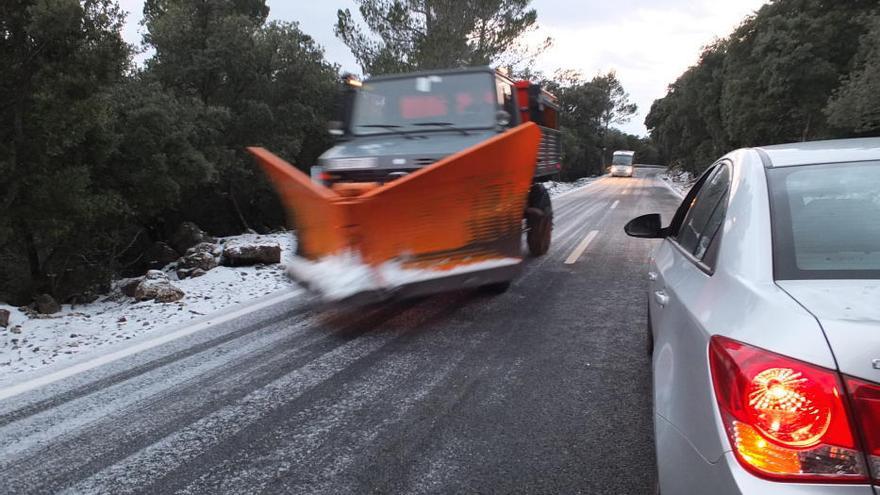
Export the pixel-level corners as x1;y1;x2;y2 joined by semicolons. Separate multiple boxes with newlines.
358;124;416;139
410;122;470;135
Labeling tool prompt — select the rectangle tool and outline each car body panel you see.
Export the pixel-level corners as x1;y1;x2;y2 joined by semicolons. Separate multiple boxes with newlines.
777;280;880;383
654;413;740;495
757;138;880;167
649;146;861;493
701;150;837;368
722;452;874;495
654;415;876;494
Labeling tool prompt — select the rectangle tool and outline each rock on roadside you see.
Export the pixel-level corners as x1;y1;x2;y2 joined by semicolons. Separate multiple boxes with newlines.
34;294;61;315
169;222;216;256
177;242;220;279
134;270;185;303
221;237;281;267
119;277;142;298
145;241;180;269
0;309;9;328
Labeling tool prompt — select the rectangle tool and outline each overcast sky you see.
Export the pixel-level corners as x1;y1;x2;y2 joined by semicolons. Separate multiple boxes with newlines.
118;0;767;136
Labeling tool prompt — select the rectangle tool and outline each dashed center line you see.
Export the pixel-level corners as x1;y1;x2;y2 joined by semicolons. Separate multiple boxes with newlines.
564;230;600;265
610;200;620;209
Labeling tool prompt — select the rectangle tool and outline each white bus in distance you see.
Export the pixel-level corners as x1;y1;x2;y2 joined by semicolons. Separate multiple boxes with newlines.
610;150;635;177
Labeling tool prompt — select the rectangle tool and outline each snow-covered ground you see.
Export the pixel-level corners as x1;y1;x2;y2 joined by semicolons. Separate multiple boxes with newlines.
659;168;696;197
545;176;601;197
0;232;299;378
0;178;603;379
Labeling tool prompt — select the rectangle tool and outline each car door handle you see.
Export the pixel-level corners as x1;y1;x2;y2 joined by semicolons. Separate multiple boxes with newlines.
648;271;658;281
654;290;669;307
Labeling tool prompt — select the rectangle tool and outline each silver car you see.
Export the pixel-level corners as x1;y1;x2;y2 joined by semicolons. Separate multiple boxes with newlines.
625;139;880;494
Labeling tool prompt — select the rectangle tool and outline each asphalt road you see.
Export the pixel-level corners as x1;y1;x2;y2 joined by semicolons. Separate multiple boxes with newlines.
0;168;682;495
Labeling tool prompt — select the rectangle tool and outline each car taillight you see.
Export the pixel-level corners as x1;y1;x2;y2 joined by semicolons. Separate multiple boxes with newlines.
709;336;868;482
845;377;880;482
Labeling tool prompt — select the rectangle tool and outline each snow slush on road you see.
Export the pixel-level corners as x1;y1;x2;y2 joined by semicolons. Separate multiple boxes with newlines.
249;67;564;303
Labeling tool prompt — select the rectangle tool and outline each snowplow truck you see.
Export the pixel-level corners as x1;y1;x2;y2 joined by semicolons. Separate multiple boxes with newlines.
247;67;562;303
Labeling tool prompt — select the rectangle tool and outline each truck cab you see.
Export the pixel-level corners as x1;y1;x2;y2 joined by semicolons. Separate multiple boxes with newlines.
319;67;560;186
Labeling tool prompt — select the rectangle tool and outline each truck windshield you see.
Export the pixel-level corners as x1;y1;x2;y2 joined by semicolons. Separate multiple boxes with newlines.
768;161;880;279
351;72;497;135
612;154;634;166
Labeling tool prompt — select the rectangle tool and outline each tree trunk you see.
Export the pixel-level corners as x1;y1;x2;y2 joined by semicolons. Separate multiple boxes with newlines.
229;183;250;232
20;222;41;281
801;114;812;142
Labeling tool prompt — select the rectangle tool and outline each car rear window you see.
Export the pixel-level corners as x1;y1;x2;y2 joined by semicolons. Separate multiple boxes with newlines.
767;161;880;280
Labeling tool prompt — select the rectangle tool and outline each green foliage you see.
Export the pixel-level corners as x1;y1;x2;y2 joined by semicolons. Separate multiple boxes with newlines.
100;76;220;221
826;16;880;135
0;0;338;303
335;0;540;75
547;70;638;178
0;0;130;301
646;0;880;175
645;41;729;174
143;1;338;234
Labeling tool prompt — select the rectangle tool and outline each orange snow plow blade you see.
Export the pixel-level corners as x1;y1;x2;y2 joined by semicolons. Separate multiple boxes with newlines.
247;122;541;301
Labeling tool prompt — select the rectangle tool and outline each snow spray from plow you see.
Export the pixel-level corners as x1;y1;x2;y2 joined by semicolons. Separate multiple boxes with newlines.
247;122;542;302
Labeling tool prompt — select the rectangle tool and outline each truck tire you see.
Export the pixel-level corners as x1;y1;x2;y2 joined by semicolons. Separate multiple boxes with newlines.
526;183;553;256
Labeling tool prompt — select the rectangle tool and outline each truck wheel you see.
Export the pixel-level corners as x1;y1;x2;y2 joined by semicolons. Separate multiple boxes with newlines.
526;183;553;256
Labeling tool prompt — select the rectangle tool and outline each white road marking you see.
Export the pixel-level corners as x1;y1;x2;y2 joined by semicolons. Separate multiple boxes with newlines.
621;189;629;195
0;290;299;401
564;230;599;265
610;200;620;209
552;202;606;244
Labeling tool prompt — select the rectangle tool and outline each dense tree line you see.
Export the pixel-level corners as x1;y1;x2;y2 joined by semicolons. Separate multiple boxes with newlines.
545;70;653;178
646;0;880;175
1;0;645;304
1;0;336;304
336;0;550;76
338;2;647;178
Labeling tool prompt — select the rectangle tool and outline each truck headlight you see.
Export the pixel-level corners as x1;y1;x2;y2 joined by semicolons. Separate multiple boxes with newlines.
325;157;378;170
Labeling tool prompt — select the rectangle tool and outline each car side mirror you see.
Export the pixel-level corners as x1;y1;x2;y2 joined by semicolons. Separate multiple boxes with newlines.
625;213;666;238
327;120;344;137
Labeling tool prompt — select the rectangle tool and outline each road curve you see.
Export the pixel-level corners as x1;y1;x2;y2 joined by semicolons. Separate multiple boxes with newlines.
0;168;682;494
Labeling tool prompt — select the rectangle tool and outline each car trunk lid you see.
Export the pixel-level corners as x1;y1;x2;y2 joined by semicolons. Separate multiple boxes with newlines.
778;279;880;383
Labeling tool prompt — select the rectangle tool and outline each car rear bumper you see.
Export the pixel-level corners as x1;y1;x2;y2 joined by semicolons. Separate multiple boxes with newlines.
656;414;874;495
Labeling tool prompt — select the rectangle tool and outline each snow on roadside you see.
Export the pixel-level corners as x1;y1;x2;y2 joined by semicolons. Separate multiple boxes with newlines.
0;178;603;379
545;176;601;198
0;232;300;379
660;168;696;197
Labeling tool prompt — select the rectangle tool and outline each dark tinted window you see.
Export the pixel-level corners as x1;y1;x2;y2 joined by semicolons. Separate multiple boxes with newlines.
351;72;496;134
675;164;731;261
768;161;880;280
612;154;634;166
496;78;515;122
